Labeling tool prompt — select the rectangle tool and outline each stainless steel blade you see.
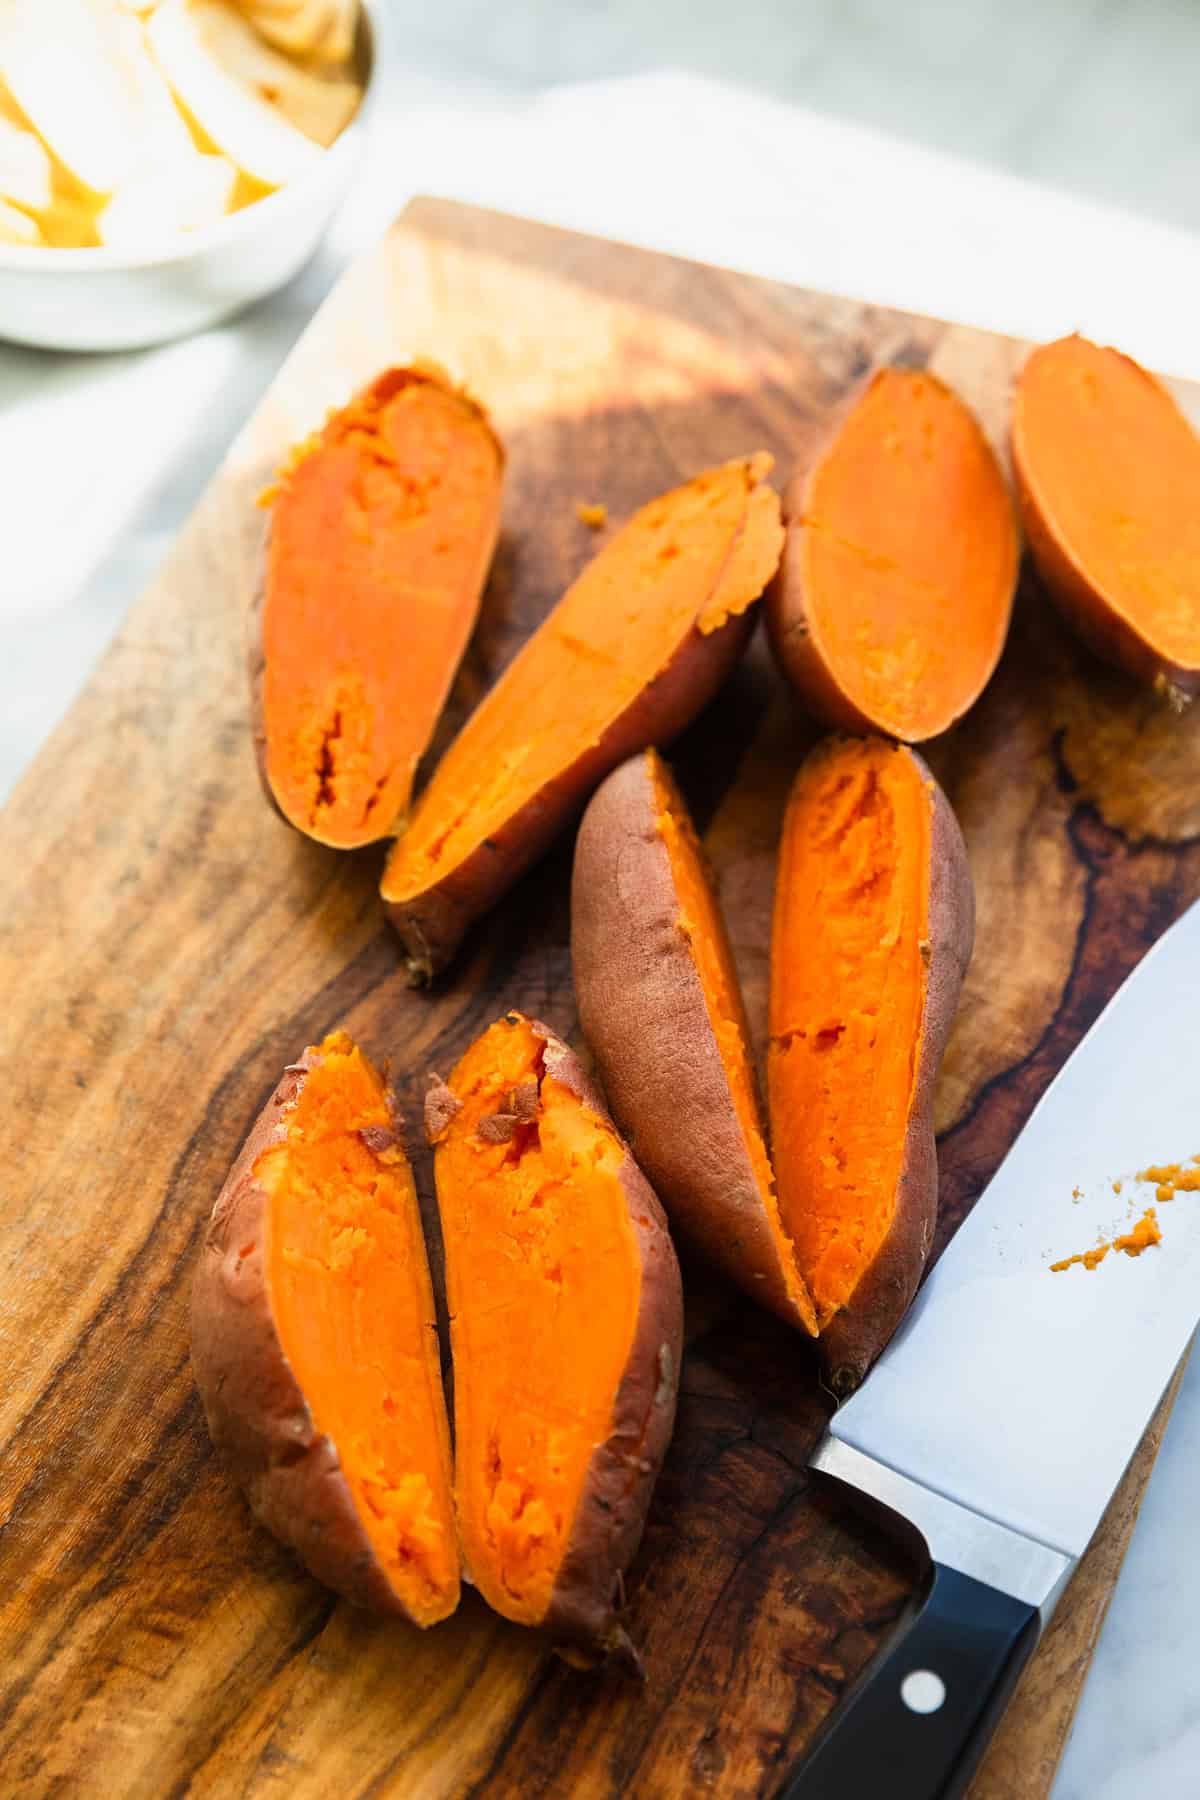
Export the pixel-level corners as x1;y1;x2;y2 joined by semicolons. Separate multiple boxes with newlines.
831;895;1200;1560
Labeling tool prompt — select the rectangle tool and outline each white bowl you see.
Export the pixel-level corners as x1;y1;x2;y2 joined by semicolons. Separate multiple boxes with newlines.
0;2;378;354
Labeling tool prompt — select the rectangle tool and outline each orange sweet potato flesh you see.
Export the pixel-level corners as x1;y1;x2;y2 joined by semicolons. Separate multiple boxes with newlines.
1012;334;1200;697
382;455;783;978
191;1032;459;1626
254;365;504;848
428;1014;682;1659
572;749;817;1335
768;368;1018;740
768;739;973;1392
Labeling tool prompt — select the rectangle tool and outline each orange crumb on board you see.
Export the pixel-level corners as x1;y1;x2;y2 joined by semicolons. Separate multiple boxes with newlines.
1113;1209;1162;1256
1050;1207;1161;1273
1137;1160;1200;1202
1071;1185;1082;1199
576;502;608;528
1112;1180;1122;1194
1050;1243;1110;1273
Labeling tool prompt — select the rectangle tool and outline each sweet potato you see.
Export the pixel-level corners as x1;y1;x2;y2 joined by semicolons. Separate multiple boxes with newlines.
767;367;1018;739
572;749;818;1335
381;454;784;979
572;739;972;1393
1012;333;1200;700
253;364;504;848
191;1032;459;1625
769;737;973;1393
427;1012;682;1662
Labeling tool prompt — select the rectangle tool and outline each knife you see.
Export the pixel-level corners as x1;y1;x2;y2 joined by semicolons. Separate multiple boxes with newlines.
784;896;1200;1799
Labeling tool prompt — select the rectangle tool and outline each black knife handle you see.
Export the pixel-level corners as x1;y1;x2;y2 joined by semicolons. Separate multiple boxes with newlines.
780;1562;1039;1800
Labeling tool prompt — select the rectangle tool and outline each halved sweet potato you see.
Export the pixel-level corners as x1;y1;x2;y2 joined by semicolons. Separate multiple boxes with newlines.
767;367;1018;740
253;364;504;848
382;454;784;979
769;737;973;1393
1012;333;1200;699
426;1013;682;1662
572;749;817;1336
191;1032;459;1625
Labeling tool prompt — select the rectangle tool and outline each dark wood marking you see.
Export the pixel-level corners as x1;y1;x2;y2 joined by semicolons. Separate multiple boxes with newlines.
460;1659;558;1800
0;197;1196;1799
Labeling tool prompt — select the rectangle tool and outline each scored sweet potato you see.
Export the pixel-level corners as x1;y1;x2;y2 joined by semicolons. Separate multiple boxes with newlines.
572;749;818;1336
1012;333;1200;699
769;737;973;1393
767;367;1019;740
572;742;973;1390
381;454;784;979
427;1013;683;1663
191;1032;459;1625
253;364;504;848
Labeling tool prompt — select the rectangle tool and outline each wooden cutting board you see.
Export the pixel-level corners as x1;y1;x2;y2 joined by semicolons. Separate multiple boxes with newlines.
3;198;1198;1800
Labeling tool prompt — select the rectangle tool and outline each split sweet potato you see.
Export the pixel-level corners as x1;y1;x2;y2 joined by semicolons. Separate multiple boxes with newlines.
572;739;972;1393
1012;333;1200;699
191;1032;459;1625
769;737;973;1392
253;364;504;848
427;1012;683;1662
767;367;1019;740
381;454;784;979
572;749;817;1336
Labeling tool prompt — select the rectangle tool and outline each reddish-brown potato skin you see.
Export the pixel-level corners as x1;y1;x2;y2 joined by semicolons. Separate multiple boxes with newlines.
190;1053;412;1617
384;609;757;981
819;755;975;1396
1011;399;1198;699
571;755;811;1334
460;1020;683;1667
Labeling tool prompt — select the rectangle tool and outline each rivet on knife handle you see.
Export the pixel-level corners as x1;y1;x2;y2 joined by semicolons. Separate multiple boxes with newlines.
780;1562;1038;1800
780;1438;1073;1798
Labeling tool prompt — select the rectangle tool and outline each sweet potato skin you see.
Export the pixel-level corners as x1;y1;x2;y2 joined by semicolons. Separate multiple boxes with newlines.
190;1052;411;1617
531;1025;683;1663
571;754;810;1333
818;751;975;1395
385;608;757;980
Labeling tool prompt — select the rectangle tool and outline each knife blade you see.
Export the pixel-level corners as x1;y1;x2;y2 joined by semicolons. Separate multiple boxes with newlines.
784;895;1200;1799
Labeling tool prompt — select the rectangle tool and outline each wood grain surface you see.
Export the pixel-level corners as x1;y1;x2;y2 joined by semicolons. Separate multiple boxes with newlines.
2;199;1197;1800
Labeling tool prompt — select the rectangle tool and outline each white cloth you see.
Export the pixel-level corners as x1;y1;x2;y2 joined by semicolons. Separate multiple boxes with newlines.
1;64;1197;1800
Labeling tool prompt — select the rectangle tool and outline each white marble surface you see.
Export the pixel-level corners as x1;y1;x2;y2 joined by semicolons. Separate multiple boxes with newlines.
3;6;1200;1795
396;0;1200;237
